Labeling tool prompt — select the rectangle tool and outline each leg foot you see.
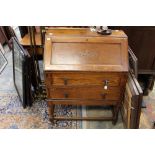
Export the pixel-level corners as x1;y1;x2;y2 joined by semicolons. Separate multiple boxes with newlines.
112;105;120;125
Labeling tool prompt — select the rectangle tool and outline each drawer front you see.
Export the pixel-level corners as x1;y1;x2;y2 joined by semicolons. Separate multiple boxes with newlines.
45;72;121;87
47;86;121;100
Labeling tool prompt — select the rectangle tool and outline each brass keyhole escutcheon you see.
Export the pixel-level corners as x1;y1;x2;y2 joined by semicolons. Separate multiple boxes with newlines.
64;78;68;85
101;93;106;99
64;93;69;98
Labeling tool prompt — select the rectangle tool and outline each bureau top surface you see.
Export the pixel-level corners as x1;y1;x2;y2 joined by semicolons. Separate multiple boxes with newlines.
44;28;128;72
46;28;127;38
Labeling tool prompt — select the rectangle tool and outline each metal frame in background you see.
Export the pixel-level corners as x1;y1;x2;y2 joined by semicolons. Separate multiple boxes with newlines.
12;37;31;108
0;44;8;74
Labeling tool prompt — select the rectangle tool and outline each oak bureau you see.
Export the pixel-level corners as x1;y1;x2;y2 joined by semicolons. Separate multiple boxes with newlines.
44;28;128;124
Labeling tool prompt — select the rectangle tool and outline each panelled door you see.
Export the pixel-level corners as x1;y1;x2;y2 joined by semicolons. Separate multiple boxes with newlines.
121;72;143;129
121;47;143;129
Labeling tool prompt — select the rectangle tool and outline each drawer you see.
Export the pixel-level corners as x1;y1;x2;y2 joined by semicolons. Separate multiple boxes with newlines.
45;72;121;87
47;86;121;100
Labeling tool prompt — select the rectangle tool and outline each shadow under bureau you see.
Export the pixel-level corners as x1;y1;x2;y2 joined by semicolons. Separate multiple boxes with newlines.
44;28;128;125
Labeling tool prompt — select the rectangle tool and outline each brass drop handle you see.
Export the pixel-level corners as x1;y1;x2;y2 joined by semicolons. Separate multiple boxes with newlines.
64;78;68;85
64;93;69;98
103;80;109;90
101;93;106;99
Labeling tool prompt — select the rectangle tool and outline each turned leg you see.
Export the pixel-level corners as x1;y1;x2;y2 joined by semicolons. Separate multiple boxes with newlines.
112;105;120;125
48;102;55;122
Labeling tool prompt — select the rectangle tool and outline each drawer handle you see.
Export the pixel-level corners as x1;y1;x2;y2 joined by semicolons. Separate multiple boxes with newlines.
103;80;109;90
64;79;68;85
64;93;69;98
101;93;106;99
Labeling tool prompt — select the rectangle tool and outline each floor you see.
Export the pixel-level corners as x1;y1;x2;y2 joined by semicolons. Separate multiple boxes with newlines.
0;45;82;129
0;45;155;129
139;89;155;128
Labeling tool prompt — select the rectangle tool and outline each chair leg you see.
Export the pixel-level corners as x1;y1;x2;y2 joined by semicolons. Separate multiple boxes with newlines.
112;105;120;125
48;103;55;122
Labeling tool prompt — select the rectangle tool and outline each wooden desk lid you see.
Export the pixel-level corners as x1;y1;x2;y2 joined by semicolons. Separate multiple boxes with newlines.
44;29;128;72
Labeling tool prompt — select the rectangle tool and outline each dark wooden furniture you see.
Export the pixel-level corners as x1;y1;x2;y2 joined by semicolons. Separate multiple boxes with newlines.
44;28;128;124
0;26;16;49
121;71;143;128
20;33;43;56
121;47;143;128
0;27;6;45
110;26;155;95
